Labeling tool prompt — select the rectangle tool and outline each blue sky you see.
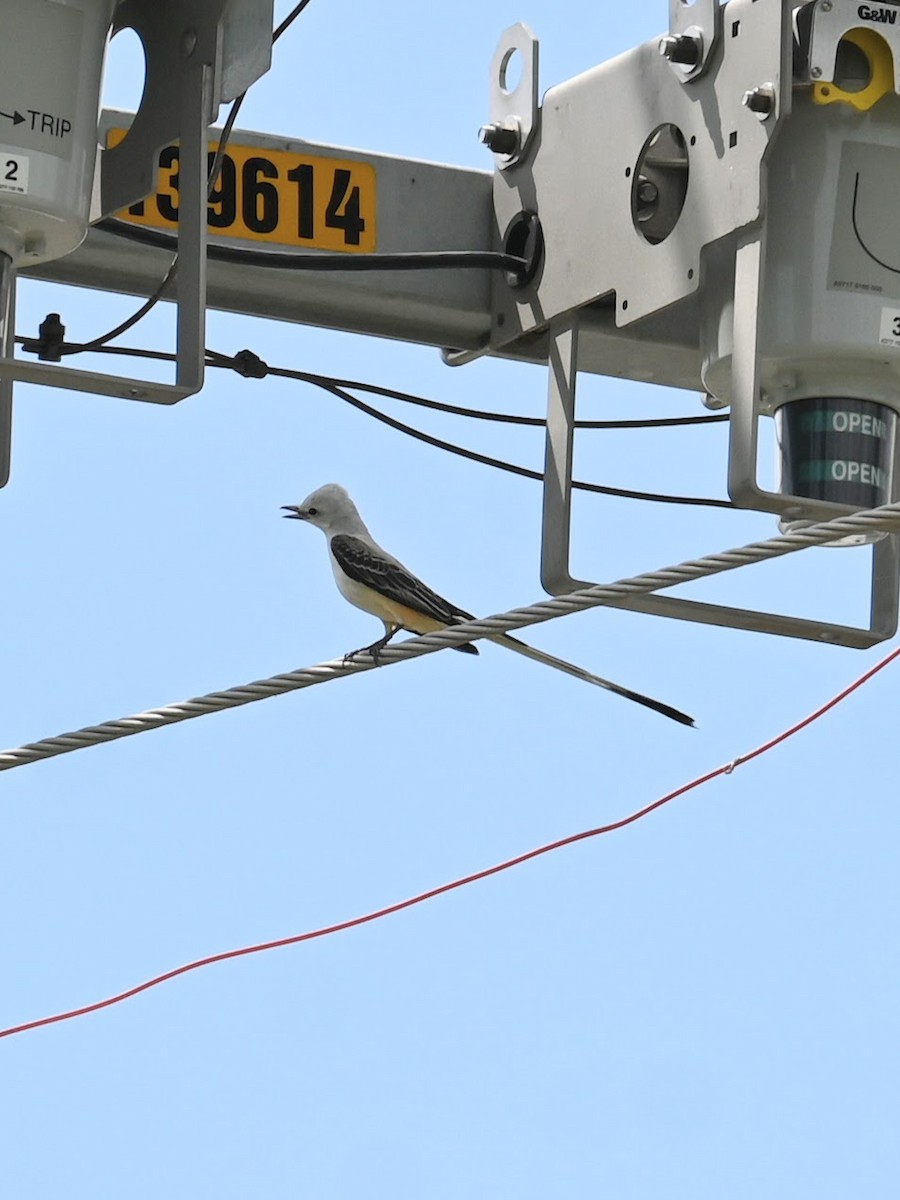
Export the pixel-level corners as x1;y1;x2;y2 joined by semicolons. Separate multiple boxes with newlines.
3;3;899;1197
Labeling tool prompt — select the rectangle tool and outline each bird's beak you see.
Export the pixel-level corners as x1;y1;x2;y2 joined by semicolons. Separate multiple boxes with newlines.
281;505;307;520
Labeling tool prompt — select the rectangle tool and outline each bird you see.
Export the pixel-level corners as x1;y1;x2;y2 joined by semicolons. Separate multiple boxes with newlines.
282;483;694;726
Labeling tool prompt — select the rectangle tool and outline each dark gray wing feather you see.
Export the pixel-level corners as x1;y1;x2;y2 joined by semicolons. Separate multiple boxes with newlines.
330;535;478;655
331;535;473;622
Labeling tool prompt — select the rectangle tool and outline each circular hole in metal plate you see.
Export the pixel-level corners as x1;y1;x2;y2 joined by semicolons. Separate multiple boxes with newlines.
502;210;544;288
103;25;147;116
630;124;689;245
499;47;523;94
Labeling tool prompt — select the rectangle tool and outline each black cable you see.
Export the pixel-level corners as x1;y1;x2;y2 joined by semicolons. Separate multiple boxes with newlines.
206;346;732;508
265;367;733;509
204;1;314;196
277;369;729;429
42;339;726;432
48;262;179;357
91;218;527;274
14;335;732;507
40;0;317;359
204;96;247;212
273;0;315;40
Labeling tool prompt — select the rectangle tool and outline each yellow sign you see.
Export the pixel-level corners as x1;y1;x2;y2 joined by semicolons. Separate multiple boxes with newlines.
108;129;377;252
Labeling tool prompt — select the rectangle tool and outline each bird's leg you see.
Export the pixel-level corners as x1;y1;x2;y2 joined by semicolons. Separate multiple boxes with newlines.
343;623;398;666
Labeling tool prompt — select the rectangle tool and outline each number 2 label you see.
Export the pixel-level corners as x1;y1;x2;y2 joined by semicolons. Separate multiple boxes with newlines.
0;153;29;195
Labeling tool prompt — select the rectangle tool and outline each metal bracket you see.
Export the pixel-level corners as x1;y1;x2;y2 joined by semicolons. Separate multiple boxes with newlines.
219;0;275;103
0;0;261;424
482;23;539;169
0;254;13;488
540;315;900;649
542;318;587;591
101;0;227;216
0;2;275;489
490;0;787;351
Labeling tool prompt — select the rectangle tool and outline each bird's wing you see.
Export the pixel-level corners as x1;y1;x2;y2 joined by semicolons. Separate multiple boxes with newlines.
330;534;474;625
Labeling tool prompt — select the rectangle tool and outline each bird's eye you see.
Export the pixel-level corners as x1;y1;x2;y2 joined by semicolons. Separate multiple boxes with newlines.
308;507;318;516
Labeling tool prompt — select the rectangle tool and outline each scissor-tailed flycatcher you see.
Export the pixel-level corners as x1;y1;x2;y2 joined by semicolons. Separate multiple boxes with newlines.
283;483;693;726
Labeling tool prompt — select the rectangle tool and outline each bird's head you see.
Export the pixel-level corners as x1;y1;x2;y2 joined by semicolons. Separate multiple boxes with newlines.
281;483;363;535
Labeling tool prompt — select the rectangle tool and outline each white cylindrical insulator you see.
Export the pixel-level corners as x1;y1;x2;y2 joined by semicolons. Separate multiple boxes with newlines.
699;84;900;535
700;92;900;419
0;0;117;266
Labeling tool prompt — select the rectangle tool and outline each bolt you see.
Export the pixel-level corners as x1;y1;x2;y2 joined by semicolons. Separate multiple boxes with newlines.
742;83;776;119
658;33;700;66
636;178;659;205
810;65;823;79
634;176;659;223
479;122;520;156
821;0;832;11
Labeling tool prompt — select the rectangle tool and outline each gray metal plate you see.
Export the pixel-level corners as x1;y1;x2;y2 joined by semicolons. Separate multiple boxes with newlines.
490;0;790;345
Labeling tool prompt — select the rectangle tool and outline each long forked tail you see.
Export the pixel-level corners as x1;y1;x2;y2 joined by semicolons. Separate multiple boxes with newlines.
491;633;695;727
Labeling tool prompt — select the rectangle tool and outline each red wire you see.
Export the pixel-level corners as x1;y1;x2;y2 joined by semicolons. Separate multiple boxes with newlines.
3;645;898;1041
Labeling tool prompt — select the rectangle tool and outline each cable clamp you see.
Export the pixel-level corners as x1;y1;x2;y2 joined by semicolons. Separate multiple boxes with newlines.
21;313;67;362
230;349;269;378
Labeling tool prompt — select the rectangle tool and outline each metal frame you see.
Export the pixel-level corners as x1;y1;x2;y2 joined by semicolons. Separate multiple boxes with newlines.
0;254;13;487
489;0;788;347
0;69;210;404
540;314;900;648
489;0;900;646
0;0;273;485
0;0;227;405
5;0;898;646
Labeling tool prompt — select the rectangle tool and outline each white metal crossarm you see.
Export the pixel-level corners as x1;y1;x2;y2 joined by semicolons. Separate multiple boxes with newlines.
3;501;900;774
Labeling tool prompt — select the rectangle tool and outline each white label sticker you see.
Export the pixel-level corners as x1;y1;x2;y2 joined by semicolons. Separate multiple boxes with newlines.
879;307;900;348
0;152;28;195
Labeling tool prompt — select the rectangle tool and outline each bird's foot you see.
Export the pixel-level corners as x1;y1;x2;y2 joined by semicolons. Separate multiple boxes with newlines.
343;636;392;666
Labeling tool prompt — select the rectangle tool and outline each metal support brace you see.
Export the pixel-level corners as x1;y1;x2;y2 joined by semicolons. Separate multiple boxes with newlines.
726;233;768;512
540;308;900;648
0;253;13;487
0;0;241;413
0;15;216;405
541;318;589;593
